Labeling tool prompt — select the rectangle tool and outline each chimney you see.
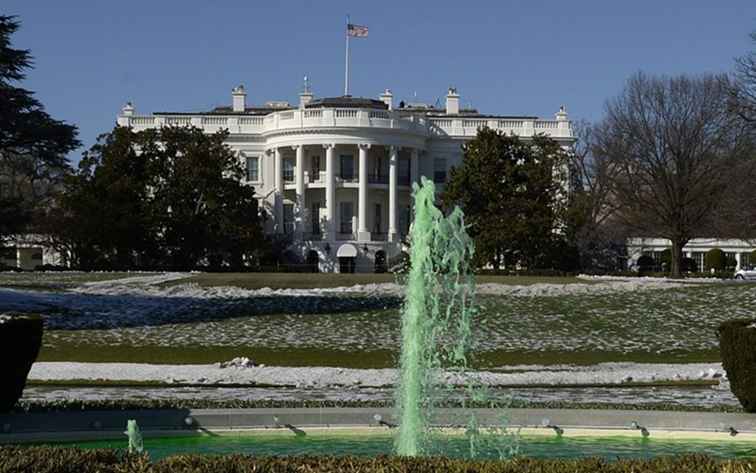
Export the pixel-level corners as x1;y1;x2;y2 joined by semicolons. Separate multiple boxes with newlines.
555;105;568;122
232;85;246;112
445;87;459;115
120;102;135;117
379;89;393;110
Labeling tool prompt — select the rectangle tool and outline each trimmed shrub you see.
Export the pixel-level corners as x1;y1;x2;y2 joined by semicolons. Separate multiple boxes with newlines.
704;248;725;271
636;255;655;274
0;448;751;473
718;319;756;412
0;446;148;473
0;313;43;412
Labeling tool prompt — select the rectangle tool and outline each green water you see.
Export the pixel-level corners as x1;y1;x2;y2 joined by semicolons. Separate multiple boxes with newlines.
395;179;479;456
62;434;756;461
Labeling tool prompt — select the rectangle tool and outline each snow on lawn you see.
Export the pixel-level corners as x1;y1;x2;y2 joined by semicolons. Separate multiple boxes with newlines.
28;361;727;388
3;273;753;358
22;383;738;408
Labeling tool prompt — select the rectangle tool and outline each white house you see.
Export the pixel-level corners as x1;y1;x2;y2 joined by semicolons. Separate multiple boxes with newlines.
626;237;756;272
115;84;574;272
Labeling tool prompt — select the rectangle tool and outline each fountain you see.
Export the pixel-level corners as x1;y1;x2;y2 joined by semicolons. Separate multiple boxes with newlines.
126;419;144;454
395;177;491;457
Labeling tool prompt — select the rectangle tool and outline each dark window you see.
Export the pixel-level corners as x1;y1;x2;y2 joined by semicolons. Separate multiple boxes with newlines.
283;160;295;182
340;201;353;234
283;204;294;234
340;155;354;180
433;158;447;183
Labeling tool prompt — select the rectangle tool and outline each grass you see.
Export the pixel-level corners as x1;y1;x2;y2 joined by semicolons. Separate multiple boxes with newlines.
161;272;590;290
7;271;753;368
37;344;722;369
0;272;134;291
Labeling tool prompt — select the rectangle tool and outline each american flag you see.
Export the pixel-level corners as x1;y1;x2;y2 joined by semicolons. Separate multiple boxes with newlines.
347;23;368;38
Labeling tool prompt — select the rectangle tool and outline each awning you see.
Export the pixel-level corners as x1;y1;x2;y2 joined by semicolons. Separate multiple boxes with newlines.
336;243;358;258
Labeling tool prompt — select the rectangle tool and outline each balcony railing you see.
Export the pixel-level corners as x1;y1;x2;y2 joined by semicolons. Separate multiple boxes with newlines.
368;174;388;184
119;109;573;139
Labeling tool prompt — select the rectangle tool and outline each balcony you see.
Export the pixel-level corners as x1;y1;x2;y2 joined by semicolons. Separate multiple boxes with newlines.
119;109;573;140
368;174;388;184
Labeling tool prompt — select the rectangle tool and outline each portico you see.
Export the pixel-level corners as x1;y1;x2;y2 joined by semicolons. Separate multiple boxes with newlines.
270;143;419;244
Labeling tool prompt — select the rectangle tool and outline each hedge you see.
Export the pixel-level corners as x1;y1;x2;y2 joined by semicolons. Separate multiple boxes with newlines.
718;319;756;412
0;313;43;412
0;447;754;473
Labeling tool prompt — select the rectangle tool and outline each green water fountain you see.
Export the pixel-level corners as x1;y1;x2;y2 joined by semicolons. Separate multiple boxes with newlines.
394;177;479;457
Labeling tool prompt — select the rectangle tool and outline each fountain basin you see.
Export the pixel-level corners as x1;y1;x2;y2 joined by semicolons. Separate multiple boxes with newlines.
11;427;756;460
2;407;755;458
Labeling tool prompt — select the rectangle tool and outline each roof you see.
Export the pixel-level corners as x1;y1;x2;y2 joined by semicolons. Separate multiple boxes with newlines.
305;96;388;110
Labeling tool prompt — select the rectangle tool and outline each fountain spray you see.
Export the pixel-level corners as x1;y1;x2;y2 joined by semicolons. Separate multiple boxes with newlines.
395;178;476;456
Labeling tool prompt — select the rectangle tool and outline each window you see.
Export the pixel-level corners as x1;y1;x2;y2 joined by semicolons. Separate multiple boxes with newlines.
741;252;752;269
399;157;411;185
311;202;321;235
340;201;353;234
373;203;382;234
245;156;259;181
692;252;705;272
283;204;294;234
310;156;321;183
283;159;295;182
400;206;410;235
340;155;354;180
433;158;447;183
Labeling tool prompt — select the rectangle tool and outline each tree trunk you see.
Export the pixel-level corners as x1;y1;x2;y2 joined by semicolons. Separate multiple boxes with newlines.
670;239;687;279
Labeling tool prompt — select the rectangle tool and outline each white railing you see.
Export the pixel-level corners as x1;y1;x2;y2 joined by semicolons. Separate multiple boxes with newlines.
239;116;264;125
335;109;358;118
120;109;572;139
130;116;156;126
428;117;570;138
164;116;191;126
202;116;228;126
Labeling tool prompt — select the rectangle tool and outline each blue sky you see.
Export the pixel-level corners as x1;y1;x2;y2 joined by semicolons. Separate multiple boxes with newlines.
5;1;756;162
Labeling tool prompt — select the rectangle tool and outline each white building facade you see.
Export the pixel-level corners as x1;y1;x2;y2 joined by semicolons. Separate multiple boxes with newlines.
116;85;574;272
627;237;756;272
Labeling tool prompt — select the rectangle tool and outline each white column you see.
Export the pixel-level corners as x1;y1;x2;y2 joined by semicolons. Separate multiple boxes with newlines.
324;143;336;241
274;148;283;234
294;145;305;237
388;145;398;242
410;148;420;185
736;252;742;270
358;143;371;241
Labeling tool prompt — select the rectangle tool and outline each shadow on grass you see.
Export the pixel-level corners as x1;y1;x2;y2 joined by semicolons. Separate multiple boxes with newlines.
0;288;402;330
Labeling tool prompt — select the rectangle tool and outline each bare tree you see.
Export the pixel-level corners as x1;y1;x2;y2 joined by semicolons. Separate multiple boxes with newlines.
568;121;627;271
594;72;754;277
731;31;756;124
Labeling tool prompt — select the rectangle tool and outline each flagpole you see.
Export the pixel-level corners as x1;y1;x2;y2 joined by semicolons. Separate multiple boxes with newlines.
344;15;350;96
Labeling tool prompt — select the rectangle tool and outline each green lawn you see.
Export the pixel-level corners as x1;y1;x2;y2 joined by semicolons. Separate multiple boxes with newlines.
36;283;752;368
36;344;721;369
0;272;134;291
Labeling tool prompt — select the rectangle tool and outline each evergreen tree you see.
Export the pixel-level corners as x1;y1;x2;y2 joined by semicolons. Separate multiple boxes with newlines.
441;128;570;271
0;15;79;242
53;125;265;270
